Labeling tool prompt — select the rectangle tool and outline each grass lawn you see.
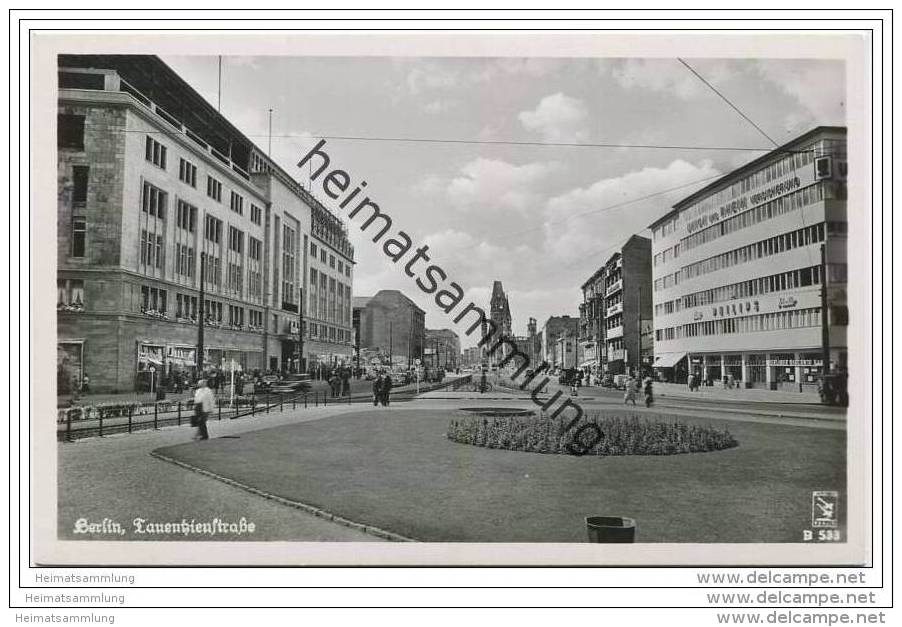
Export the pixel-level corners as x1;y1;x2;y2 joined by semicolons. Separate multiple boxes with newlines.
154;409;845;542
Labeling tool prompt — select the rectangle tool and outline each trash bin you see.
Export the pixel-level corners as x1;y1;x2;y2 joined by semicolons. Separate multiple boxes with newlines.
156;387;166;401
585;516;636;543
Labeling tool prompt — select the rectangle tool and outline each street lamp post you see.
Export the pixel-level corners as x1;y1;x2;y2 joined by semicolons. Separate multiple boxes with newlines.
195;252;206;380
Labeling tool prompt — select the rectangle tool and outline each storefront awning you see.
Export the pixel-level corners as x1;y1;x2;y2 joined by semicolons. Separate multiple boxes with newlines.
653;352;687;369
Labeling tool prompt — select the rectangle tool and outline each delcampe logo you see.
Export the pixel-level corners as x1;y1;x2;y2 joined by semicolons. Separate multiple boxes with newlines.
811;491;839;528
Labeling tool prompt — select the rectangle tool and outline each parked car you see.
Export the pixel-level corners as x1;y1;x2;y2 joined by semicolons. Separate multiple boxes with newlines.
600;374;615;388
388;370;409;386
270;373;312;395
613;374;631;390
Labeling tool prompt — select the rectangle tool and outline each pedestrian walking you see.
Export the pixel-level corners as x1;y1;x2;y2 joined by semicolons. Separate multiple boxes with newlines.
341;368;351;398
380;372;393;407
623;376;637;405
372;373;383;407
643;377;654;408
192;378;214;441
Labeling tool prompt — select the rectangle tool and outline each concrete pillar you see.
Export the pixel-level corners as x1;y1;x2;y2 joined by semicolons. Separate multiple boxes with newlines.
765;352;772;385
794;351;803;391
702;355;709;382
740;352;748;383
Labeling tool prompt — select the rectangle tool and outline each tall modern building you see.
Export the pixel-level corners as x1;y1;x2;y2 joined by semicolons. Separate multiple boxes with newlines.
56;55;354;393
649;126;847;392
601;235;653;376
353;290;426;367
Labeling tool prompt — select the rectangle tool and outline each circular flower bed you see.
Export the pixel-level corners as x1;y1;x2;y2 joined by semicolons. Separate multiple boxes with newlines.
446;412;738;456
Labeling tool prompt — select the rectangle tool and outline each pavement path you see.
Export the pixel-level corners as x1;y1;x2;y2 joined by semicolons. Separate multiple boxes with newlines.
57;382;843;549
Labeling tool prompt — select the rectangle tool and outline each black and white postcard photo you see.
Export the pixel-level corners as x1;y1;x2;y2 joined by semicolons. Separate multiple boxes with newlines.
20;16;885;595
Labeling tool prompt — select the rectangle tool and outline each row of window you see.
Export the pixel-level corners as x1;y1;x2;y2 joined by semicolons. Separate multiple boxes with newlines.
307;322;353;343
655;307;827;341
681;182;834;251
653;149;822;241
653;243;681;267
309;268;353;326
682;223;826;282
309;241;352;277
678;265;828;310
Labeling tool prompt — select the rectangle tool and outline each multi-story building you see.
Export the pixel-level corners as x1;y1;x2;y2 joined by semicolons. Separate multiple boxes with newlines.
578;267;607;376
424;329;461;370
649;126;847;392
56;55;353;393
353;290;426;367
539;316;579;370
460;346;482;368
601;235;653;376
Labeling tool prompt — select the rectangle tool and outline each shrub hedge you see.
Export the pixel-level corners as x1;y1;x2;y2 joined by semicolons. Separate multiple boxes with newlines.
446;412;738;456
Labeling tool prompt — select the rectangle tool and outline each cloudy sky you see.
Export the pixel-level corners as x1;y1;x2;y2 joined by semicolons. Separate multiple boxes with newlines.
164;55;845;347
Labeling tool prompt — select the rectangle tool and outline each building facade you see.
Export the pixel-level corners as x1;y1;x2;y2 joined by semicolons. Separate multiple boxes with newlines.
649;126;848;391
601;235;653;376
424;329;461;370
56;55;353;393
539;316;579;370
578;267;606;377
353;290;426;368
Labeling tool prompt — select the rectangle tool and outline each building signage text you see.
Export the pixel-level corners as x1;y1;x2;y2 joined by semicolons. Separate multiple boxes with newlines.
685;175;803;234
766;359;823;367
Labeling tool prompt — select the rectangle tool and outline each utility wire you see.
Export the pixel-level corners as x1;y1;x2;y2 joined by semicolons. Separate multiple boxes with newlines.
677;58;780;148
124;128;780;153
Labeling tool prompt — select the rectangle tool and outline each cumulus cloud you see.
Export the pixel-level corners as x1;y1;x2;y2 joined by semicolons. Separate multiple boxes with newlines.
542;159;721;268
601;58;733;101
518;93;590;142
423;99;457;114
754;59;846;128
443;157;564;214
405;64;459;95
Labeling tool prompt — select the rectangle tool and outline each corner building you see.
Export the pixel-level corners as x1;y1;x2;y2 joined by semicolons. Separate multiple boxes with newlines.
56;55;354;393
649;126;848;392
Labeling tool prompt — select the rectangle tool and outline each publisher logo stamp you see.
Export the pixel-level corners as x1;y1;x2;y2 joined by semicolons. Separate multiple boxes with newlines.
811;491;839;528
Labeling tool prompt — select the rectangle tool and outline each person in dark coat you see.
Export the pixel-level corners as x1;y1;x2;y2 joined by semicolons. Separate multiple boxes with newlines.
380;372;393;407
372;374;383;407
341;368;351;397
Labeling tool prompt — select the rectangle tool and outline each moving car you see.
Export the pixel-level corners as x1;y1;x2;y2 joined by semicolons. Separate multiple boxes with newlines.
388;370;409;386
269;373;312;395
254;374;281;393
613;374;631;390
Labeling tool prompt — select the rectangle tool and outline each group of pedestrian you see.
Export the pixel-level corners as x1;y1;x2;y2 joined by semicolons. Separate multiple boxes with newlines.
623;375;654;408
371;371;394;407
327;367;353;398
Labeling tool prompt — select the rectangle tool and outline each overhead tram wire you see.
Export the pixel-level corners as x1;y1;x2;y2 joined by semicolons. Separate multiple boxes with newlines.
122;127;779;154
675;58;818;282
676;58;780;149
